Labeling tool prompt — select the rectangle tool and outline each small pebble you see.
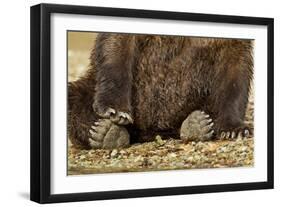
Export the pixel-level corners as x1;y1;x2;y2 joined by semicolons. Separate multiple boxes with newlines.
155;135;165;146
110;149;118;158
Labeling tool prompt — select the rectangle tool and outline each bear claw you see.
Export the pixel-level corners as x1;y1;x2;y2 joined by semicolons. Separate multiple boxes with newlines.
96;107;133;125
219;128;251;140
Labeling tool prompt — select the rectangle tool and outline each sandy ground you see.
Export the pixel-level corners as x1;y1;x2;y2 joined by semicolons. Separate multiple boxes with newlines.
67;32;254;175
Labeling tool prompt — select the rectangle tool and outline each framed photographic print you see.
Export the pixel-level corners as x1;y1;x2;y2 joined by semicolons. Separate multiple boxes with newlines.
30;3;274;203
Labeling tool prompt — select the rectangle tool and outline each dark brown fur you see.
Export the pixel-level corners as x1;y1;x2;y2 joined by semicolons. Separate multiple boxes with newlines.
68;33;253;149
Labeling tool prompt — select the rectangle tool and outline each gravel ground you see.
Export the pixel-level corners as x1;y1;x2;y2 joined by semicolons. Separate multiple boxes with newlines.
67;32;254;175
68;137;253;175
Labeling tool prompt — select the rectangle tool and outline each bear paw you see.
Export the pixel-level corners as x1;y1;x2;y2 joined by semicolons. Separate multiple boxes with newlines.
180;110;214;142
88;119;130;149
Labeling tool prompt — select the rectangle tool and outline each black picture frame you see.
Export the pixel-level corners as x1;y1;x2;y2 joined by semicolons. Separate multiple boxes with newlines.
30;3;274;204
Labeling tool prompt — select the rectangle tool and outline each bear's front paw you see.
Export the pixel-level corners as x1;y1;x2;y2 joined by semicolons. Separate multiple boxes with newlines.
93;102;133;125
180;110;214;142
88;119;130;149
219;126;252;140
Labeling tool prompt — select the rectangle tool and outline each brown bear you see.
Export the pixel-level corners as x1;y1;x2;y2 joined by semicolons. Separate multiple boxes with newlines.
68;33;253;149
